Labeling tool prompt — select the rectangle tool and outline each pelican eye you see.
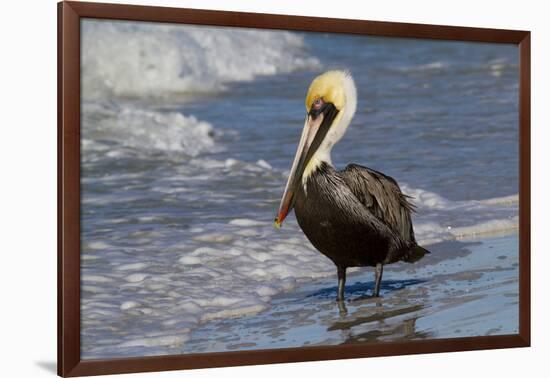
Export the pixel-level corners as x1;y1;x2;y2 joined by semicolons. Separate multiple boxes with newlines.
309;97;328;119
312;98;324;109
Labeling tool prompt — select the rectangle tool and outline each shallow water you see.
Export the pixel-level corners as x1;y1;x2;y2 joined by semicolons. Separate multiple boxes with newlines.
82;233;518;358
80;20;519;358
181;233;518;353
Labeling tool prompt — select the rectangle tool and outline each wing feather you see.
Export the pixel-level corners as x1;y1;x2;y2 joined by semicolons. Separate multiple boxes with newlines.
340;163;416;245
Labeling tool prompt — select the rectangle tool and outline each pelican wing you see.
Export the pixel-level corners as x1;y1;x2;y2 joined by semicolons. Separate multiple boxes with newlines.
340;164;416;245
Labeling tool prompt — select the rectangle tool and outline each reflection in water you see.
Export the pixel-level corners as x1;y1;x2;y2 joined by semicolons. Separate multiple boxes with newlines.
343;317;430;344
329;304;425;331
327;281;430;343
337;300;348;316
331;303;431;343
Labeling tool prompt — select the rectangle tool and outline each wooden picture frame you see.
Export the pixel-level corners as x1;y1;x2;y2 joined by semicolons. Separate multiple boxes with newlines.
58;1;531;376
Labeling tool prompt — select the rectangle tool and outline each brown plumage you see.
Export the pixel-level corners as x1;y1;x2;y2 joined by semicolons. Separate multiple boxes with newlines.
275;70;428;300
295;162;427;265
340;164;427;263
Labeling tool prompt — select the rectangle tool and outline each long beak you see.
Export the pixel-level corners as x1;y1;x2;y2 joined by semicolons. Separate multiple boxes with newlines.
275;112;330;228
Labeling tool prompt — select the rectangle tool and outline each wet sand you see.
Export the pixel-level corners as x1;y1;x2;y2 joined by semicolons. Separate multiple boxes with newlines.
182;233;518;353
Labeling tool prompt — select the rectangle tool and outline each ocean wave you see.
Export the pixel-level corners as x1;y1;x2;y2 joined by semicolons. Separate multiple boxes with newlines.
479;194;518;206
81;102;219;156
413;216;519;246
401;185;518;245
391;59;517;78
402;185;518;211
393;61;448;73
81;19;320;100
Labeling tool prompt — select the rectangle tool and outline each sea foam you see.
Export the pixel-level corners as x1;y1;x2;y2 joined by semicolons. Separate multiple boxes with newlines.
402;185;519;245
82;102;217;156
81;156;520;355
81;19;320;157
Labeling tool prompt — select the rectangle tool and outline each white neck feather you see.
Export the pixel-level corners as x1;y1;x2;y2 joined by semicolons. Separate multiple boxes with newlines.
302;72;357;188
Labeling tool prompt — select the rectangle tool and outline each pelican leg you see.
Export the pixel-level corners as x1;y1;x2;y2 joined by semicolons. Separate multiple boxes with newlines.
337;266;346;301
337;299;348;316
373;263;384;297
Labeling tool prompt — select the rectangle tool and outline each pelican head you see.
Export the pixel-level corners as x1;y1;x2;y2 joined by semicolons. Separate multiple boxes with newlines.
275;70;357;227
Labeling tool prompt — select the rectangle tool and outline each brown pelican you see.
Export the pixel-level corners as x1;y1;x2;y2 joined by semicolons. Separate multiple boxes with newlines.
275;70;428;301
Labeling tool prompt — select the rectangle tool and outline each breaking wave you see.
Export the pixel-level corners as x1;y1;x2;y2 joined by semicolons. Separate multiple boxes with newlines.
402;185;519;245
81;19;320;100
81;102;219;157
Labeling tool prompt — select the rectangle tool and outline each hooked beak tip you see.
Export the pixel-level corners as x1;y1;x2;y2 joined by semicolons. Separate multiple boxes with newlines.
274;217;282;229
